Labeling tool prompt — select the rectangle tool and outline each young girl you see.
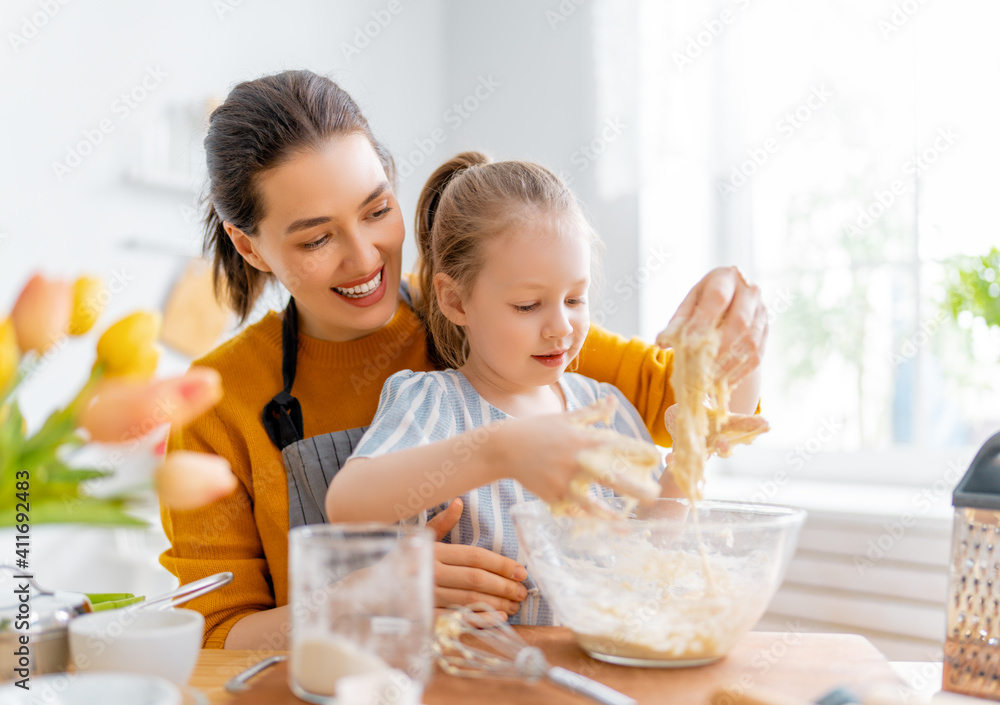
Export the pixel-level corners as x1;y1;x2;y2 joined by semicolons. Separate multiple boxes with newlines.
326;152;682;625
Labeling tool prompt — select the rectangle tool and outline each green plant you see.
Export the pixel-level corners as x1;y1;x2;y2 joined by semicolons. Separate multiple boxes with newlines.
941;246;1000;331
0;379;145;527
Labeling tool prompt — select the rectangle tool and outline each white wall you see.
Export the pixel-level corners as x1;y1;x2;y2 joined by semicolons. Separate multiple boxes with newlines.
440;0;643;335
1;0;644;423
1;0;450;424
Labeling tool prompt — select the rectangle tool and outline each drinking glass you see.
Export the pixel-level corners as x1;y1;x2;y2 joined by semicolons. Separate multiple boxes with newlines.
288;523;434;704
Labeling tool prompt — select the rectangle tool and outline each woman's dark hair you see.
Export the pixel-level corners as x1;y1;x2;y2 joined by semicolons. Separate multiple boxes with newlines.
203;70;395;322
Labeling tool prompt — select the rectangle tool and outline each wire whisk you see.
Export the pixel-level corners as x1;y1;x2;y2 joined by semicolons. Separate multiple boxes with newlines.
434;605;635;705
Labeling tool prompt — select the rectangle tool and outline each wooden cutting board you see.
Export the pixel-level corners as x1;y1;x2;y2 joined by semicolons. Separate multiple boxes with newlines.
223;628;903;705
160;258;230;358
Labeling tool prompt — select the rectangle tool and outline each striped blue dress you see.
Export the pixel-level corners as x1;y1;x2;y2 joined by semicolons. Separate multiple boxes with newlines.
348;369;661;625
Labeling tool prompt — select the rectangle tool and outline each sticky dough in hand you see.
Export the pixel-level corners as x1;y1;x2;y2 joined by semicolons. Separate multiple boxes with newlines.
706;402;769;458
660;324;769;501
549;396;662;518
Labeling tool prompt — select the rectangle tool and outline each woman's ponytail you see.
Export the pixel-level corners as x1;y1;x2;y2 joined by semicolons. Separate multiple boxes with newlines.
203;201;266;321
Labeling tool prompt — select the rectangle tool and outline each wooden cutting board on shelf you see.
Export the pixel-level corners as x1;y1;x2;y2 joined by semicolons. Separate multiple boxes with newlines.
160;258;230;358
215;628;903;705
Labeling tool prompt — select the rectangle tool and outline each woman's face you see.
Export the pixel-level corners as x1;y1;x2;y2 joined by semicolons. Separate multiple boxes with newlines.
228;133;405;341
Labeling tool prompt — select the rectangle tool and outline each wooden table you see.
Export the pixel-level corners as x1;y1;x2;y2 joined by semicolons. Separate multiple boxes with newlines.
190;628;905;705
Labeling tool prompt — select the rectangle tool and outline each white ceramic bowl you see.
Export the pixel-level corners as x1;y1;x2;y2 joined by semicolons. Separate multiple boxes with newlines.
68;608;204;685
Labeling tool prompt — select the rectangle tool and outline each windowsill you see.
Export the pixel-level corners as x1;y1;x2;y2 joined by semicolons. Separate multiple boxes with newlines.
706;473;954;528
709;446;980;484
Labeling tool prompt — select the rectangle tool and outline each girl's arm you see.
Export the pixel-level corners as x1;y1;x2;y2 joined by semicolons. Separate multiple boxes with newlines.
659;467;684;498
326;409;612;523
326;426;501;523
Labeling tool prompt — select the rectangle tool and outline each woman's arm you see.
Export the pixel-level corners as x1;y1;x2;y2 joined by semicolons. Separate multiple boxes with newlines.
576;327;676;445
729;368;762;416
223;605;291;649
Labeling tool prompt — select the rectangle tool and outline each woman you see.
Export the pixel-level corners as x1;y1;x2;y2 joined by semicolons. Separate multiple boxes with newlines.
160;69;766;649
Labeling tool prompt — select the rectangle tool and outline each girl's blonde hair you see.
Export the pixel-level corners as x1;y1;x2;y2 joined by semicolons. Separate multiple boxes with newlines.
414;151;599;369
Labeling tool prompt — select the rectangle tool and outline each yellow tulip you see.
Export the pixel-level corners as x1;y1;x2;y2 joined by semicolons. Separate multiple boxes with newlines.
80;367;223;444
10;273;72;354
156;450;237;511
95;311;161;380
123;346;160;381
69;276;105;336
0;317;19;392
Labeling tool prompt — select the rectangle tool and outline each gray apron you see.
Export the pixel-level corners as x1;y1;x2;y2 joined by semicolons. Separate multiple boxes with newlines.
262;283;414;528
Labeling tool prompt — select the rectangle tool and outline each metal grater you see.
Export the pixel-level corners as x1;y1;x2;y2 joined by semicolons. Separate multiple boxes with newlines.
943;430;1000;700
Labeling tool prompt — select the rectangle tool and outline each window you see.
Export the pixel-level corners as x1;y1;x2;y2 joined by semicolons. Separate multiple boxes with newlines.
637;0;1000;484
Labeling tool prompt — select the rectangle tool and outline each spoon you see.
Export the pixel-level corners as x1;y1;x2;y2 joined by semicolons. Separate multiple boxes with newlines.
0;566;233;614
130;572;234;612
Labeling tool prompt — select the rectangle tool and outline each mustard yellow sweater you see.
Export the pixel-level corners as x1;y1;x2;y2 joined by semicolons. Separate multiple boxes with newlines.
161;298;675;648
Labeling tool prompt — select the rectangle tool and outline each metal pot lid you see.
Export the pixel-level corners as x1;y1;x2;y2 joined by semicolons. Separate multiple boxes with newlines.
0;571;88;637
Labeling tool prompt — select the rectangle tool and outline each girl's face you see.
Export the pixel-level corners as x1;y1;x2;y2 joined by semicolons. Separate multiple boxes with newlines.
453;219;592;394
227;133;405;341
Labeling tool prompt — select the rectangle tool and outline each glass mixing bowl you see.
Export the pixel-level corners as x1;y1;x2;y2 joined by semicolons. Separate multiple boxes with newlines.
510;498;806;667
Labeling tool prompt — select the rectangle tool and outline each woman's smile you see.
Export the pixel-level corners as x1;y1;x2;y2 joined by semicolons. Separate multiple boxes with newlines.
331;266;387;307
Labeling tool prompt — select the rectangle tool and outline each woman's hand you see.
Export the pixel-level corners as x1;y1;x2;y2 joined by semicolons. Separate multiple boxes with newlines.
425;499;527;619
656;266;766;413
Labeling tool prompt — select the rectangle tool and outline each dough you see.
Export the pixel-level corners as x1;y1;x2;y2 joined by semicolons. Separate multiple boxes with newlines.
553;395;662;517
661;324;769;500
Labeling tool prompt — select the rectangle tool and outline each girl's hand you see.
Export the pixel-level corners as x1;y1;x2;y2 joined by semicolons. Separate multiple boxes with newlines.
425;499;528;619
656;265;768;388
490;407;648;512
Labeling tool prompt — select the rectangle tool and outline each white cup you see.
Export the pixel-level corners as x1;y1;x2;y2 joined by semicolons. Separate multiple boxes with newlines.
68;607;204;685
